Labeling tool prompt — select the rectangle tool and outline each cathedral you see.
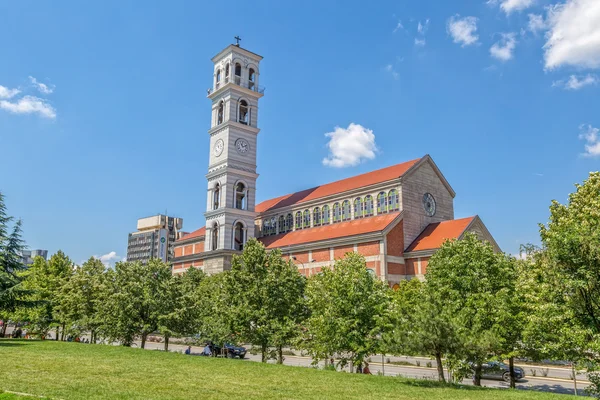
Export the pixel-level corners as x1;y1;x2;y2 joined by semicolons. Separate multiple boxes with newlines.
172;42;499;287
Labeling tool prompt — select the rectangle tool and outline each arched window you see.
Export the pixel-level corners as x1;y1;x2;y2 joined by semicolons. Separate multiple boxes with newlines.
225;64;230;79
333;202;341;223
313;207;321;226
342;200;351;221
353;197;363;219
248;68;256;90
322;205;330;225
238;100;249;125
295;211;302;230
286;213;293;232
303;209;311;228
234;63;242;76
216;69;221;85
213;183;220;210
233;222;244;251
270;217;277;236
217;101;224;125
377;192;387;214
235;182;246;210
388;189;399;211
278;215;285;233
364;195;374;217
211;222;219;251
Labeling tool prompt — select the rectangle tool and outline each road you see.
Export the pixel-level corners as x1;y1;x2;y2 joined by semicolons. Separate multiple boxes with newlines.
139;341;589;396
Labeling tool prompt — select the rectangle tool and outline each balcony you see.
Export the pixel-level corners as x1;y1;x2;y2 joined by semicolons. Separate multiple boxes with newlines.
208;75;265;96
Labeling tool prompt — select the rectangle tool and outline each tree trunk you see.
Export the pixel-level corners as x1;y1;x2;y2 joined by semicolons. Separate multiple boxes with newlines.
572;363;578;396
261;343;267;363
141;332;147;349
91;330;95;344
277;346;283;364
60;324;65;341
164;335;169;352
509;357;516;389
435;352;446;383
473;363;482;386
1;323;7;338
55;326;59;341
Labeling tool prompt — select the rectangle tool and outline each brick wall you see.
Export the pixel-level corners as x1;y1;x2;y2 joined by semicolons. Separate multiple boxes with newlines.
406;259;417;275
357;241;380;256
184;245;193;256
366;260;380;277
334;245;355;259
386;220;404;256
174;247;183;257
387;262;405;275
312;248;330;262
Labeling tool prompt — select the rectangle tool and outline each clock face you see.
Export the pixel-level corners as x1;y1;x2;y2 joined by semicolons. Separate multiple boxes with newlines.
235;138;249;154
423;193;436;217
213;139;224;157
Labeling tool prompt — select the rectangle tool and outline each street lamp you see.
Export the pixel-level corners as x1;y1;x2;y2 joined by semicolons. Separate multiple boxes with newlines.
292;257;316;275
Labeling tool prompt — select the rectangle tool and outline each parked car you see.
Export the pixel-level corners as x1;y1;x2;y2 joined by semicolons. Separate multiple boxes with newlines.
208;342;247;359
474;361;525;382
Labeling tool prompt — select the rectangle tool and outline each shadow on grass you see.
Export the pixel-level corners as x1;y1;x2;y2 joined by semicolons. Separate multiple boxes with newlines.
396;377;484;391
0;339;33;347
520;383;579;396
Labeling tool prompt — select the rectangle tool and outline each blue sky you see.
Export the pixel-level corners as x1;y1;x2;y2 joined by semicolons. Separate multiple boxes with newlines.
1;0;598;265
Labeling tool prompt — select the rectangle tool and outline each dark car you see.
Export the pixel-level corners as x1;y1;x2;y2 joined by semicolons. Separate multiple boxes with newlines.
476;361;525;382
209;342;246;359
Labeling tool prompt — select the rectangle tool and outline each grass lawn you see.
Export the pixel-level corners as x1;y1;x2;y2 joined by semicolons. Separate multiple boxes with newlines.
0;339;573;400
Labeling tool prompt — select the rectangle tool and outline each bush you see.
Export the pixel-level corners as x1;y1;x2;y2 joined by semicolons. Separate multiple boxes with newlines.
426;361;432;368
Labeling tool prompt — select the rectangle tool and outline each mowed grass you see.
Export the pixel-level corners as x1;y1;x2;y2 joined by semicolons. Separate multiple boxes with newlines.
0;340;572;400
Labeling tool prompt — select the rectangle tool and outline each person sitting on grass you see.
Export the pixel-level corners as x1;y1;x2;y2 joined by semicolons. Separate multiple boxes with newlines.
185;346;192;355
202;343;212;356
363;362;371;375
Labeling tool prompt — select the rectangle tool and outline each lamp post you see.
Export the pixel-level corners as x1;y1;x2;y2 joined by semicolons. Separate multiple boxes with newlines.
292;256;316;275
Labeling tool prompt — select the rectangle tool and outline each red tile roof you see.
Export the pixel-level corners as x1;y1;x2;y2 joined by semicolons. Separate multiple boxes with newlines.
177;227;206;242
255;158;422;213
258;212;400;249
405;217;475;252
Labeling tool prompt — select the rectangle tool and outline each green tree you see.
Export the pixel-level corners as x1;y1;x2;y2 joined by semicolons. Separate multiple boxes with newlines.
56;257;106;343
386;278;459;382
0;192;30;322
21;251;74;339
159;266;206;351
304;252;390;370
426;233;516;386
98;259;172;348
226;238;306;363
196;272;234;353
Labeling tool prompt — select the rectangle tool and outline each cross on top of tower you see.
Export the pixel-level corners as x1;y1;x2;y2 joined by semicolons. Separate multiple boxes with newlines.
234;36;241;46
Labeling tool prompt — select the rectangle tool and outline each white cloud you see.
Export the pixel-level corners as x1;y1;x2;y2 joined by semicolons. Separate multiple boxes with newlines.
552;74;599;90
0;85;20;99
447;15;479;47
94;251;122;267
414;38;426;47
489;0;535;14
0;95;56;119
579;124;600;157
29;76;54;95
490;33;518;61
527;13;546;34
384;64;399;80
322;123;378;168
544;0;600;70
393;20;404;33
417;19;430;35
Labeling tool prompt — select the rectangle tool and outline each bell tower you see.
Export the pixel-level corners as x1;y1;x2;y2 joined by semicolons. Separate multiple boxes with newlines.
203;39;264;274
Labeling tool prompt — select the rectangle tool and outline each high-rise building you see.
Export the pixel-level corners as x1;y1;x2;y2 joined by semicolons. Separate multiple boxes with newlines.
126;215;184;264
21;249;48;266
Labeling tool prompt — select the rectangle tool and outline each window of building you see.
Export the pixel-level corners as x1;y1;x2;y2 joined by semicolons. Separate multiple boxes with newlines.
233;222;244;251
217;101;224;125
377;192;387;214
313;207;321;226
216;69;221;84
213;183;220;210
286;213;293;232
322;205;330;225
333;202;341;223
238;100;249;125
364;195;374;217
235;182;246;209
354;197;363;219
388;189;399;211
248;68;255;90
342;200;351;221
278;215;285;233
234;63;242;76
225;64;230;78
211;222;219;250
303;209;311;228
295;211;302;230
